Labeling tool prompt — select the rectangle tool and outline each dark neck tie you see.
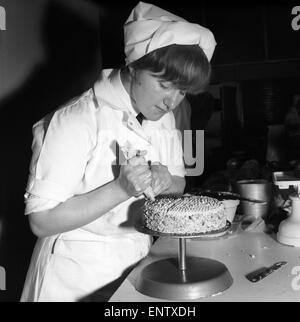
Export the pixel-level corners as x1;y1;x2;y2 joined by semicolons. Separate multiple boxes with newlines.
136;112;144;125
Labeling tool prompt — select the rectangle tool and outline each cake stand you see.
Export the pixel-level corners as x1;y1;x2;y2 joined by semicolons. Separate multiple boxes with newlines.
135;222;233;300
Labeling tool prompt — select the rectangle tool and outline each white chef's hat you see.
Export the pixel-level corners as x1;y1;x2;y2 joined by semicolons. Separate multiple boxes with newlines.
124;2;216;65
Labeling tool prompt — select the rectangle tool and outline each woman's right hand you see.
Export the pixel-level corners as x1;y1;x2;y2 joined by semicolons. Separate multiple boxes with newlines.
116;150;152;198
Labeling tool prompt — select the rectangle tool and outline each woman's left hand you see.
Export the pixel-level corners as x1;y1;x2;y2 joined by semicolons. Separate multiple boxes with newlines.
150;162;172;196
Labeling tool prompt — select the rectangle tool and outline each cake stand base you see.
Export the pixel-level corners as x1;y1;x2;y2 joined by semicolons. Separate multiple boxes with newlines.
135;256;233;300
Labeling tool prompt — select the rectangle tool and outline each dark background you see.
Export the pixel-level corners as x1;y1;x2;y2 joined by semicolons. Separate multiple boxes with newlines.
0;0;299;301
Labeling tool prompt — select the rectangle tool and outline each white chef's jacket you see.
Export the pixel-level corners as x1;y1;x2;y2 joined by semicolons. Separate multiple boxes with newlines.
21;69;186;302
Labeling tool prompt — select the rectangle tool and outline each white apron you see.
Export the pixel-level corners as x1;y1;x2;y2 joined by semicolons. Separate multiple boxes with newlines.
21;230;151;302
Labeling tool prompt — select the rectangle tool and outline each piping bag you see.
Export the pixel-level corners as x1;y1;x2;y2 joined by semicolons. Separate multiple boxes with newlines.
120;141;155;201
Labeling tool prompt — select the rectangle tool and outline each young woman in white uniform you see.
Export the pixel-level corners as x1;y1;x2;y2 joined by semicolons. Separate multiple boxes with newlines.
21;2;216;301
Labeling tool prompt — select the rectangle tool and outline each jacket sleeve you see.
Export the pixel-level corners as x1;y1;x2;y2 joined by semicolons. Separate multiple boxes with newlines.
25;93;97;213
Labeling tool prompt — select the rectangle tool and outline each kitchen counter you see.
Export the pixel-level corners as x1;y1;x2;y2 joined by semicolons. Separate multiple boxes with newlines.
109;226;300;302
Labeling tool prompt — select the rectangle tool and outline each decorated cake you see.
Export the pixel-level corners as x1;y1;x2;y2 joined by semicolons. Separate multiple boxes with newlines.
143;195;226;235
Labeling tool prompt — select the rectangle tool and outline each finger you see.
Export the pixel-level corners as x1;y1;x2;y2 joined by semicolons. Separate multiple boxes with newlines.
133;166;152;177
128;155;148;166
151;177;160;191
151;169;159;179
138;171;152;183
141;177;152;188
154;179;169;195
153;184;163;196
135;177;152;196
144;187;155;201
129;170;151;187
133;180;142;193
135;177;151;191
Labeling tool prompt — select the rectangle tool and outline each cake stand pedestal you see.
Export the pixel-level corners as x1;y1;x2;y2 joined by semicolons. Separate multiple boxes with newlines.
135;223;233;300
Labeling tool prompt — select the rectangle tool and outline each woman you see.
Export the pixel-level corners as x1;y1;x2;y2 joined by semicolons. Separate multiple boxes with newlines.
21;2;216;301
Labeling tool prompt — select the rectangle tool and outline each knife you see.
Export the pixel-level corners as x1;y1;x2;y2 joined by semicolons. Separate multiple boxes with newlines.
195;190;267;204
246;261;288;283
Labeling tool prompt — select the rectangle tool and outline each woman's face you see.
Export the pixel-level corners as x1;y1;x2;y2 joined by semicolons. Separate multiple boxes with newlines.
128;68;186;121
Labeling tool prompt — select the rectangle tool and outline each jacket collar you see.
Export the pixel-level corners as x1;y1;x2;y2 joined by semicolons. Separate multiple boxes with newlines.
93;69;136;115
93;69;171;137
109;69;139;117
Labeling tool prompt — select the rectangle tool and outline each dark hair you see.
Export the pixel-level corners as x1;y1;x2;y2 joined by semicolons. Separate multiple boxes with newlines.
129;44;211;94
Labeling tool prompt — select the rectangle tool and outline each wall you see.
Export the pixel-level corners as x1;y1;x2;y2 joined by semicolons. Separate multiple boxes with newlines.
0;0;101;302
0;0;101;104
0;0;48;102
